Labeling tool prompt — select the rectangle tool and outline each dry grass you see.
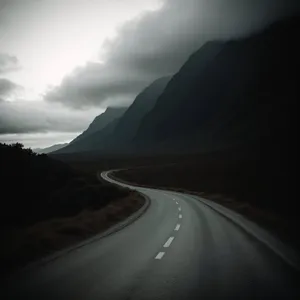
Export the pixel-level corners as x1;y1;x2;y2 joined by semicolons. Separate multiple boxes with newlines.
114;168;300;252
0;192;144;277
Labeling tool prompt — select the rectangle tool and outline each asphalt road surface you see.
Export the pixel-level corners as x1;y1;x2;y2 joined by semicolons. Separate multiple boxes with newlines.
1;171;299;300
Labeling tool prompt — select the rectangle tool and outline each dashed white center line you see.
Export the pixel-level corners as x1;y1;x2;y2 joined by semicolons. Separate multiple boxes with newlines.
155;252;165;259
154;197;184;259
174;224;181;231
163;236;175;248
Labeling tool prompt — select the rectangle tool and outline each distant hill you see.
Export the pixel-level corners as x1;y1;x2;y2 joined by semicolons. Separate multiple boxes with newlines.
105;76;171;150
34;143;68;154
70;107;128;144
55;77;170;154
55;106;127;153
58;117;122;154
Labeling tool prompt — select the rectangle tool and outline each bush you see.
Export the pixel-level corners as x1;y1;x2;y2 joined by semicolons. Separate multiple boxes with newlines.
0;143;129;227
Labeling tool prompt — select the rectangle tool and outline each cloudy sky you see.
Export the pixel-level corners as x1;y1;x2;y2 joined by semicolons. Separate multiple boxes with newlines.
0;0;299;148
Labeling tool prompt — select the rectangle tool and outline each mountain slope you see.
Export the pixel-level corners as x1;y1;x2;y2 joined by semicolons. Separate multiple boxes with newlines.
55;107;127;153
107;76;171;147
70;107;127;144
134;16;299;154
34;143;68;154
133;41;225;148
130;15;299;218
63;117;121;153
55;77;170;154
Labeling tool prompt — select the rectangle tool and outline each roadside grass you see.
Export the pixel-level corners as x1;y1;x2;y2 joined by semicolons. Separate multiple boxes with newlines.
0;191;144;276
56;150;299;252
0;143;147;277
113;167;300;253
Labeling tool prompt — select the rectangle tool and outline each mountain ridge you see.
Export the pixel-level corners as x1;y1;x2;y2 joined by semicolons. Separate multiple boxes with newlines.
34;143;68;154
133;16;299;154
70;106;128;145
54;77;170;154
55;106;127;153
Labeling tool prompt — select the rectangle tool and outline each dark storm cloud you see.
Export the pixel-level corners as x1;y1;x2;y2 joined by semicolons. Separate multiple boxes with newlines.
0;100;100;134
46;62;150;109
46;0;300;108
0;53;21;73
0;78;20;97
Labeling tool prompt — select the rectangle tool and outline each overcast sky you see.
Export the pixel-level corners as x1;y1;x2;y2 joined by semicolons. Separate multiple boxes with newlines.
0;0;299;148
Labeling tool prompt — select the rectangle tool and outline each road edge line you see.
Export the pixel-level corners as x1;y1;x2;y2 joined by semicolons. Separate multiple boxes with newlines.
10;171;151;277
180;193;300;272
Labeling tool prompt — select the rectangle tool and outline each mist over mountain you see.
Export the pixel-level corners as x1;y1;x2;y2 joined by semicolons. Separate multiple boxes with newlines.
55;107;127;153
70;107;128;144
54;77;169;154
107;77;171;147
126;15;299;214
3;1;300;291
34;143;68;154
133;16;299;155
54;15;299;161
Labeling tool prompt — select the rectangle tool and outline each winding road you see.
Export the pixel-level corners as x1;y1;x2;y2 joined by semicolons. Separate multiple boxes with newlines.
1;171;299;299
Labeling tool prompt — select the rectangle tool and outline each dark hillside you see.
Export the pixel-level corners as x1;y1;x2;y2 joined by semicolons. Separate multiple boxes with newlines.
0;143;129;226
55;107;127;154
134;16;299;154
70;107;127;145
0;143;144;275
129;16;299;220
109;77;171;145
54;77;170;154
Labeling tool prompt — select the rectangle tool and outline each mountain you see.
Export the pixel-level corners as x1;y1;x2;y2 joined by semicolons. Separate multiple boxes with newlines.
134;16;299;155
55;77;170;154
34;143;68;154
130;16;299;217
55;106;127;153
106;76;171;148
133;41;225;150
55;16;299;158
70;107;127;144
60;117;122;153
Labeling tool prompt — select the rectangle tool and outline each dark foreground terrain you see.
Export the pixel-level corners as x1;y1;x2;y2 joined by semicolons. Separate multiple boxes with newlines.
0;171;299;300
0;143;143;276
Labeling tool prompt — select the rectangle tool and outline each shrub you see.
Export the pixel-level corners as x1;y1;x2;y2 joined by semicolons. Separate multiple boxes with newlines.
0;143;129;227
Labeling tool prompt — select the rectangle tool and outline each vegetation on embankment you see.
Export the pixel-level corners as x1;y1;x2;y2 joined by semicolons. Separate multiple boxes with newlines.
0;143;144;276
110;151;299;251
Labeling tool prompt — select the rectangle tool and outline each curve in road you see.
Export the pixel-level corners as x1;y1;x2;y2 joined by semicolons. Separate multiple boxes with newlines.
1;170;299;300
